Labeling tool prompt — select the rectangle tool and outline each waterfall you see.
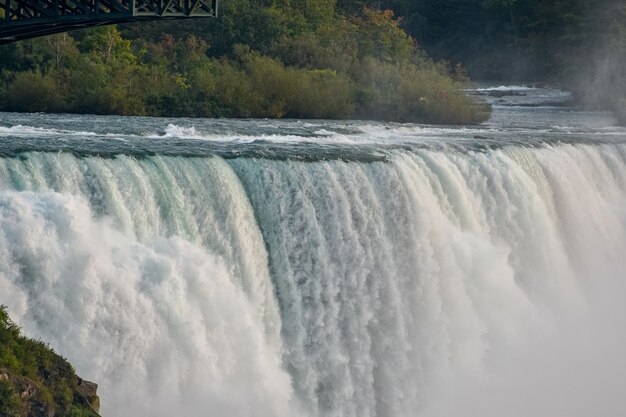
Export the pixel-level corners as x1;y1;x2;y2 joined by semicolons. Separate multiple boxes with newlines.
0;142;625;417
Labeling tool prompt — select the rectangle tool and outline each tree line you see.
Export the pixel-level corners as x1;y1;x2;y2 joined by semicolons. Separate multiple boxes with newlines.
361;0;625;116
1;0;623;122
0;1;489;124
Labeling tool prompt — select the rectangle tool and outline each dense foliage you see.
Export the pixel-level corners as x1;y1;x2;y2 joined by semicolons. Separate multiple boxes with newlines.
1;0;622;121
0;306;100;417
357;0;623;80
0;1;489;124
358;0;625;116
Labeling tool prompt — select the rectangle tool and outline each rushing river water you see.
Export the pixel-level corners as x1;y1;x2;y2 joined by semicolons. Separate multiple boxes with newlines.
0;86;625;417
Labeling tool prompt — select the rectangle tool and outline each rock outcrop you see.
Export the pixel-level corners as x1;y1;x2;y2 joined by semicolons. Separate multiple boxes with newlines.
0;307;101;417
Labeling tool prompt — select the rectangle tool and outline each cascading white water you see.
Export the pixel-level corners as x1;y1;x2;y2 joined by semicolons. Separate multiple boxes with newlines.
0;153;297;417
0;141;625;417
231;143;626;417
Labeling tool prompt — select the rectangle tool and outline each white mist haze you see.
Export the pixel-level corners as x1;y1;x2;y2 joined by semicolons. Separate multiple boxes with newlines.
567;1;626;124
422;269;626;417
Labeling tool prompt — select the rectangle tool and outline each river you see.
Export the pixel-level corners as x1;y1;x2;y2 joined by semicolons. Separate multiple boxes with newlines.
0;85;625;417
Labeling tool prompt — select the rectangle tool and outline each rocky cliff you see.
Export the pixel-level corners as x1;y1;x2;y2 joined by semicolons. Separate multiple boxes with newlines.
0;307;101;417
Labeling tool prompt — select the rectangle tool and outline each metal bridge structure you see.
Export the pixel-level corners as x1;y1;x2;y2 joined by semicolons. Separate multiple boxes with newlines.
0;0;217;44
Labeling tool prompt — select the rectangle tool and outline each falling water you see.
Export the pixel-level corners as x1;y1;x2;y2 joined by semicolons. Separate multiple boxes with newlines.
0;87;625;417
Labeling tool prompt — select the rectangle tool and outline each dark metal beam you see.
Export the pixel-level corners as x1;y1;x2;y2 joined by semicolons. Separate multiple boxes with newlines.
0;0;216;44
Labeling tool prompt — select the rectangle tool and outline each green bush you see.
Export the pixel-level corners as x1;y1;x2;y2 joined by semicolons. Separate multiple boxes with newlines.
354;58;489;124
3;71;65;112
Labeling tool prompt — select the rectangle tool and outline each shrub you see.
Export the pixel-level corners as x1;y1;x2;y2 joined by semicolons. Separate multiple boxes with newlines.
354;57;490;124
3;71;65;112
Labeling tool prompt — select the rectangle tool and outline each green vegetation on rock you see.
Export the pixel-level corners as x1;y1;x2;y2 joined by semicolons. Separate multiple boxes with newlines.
0;306;101;417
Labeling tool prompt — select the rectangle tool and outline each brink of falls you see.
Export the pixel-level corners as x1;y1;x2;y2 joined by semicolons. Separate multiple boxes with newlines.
0;86;625;417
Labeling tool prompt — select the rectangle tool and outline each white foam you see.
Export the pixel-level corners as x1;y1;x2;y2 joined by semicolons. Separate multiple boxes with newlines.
0;124;98;137
162;123;200;138
472;85;538;92
0;191;301;417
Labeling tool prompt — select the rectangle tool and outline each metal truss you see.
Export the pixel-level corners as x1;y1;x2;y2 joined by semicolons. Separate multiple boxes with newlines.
0;0;217;44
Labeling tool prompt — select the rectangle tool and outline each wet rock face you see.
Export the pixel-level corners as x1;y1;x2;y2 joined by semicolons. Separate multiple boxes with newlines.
0;368;101;417
0;369;45;417
77;379;101;413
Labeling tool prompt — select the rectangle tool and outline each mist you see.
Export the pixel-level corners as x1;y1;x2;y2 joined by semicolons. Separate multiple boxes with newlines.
570;1;626;123
422;269;626;417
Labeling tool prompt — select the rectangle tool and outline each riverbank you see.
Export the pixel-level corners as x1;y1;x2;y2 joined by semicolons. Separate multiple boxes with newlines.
0;34;489;125
0;6;490;125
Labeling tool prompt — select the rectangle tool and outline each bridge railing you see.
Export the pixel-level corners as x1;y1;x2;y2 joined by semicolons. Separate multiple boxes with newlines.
0;0;217;44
